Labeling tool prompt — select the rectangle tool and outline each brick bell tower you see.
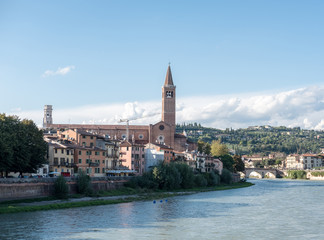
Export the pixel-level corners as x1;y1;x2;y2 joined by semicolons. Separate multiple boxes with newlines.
162;64;176;129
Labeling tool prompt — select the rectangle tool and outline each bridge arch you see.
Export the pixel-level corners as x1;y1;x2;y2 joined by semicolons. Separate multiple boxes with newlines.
247;171;263;179
264;172;276;179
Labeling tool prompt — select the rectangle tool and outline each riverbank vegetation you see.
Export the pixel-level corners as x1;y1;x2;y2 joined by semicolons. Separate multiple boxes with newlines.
286;170;307;179
0;182;253;214
124;162;236;190
310;171;324;177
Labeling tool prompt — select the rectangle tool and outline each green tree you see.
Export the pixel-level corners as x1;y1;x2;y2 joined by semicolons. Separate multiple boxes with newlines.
203;143;211;155
221;168;233;184
77;170;92;194
211;140;229;157
198;140;211;155
0;114;47;177
233;155;245;172
54;175;69;199
219;154;234;172
174;163;195;189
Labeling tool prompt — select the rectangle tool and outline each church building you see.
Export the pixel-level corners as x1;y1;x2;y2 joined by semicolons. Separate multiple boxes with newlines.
43;65;196;152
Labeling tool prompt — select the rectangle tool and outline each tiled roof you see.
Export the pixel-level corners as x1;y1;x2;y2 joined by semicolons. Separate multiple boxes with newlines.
76;129;97;136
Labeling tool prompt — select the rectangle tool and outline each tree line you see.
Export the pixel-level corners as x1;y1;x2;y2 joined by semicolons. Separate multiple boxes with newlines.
0;114;48;177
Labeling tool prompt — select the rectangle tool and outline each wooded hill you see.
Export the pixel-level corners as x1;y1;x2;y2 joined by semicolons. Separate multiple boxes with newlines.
176;123;324;155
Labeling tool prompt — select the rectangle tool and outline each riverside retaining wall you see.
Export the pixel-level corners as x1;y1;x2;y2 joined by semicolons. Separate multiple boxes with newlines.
0;177;129;201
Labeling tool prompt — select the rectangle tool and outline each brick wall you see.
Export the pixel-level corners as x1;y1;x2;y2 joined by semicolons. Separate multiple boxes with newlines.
0;177;128;201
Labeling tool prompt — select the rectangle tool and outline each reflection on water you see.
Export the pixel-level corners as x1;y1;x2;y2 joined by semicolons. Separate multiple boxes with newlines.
1;179;324;239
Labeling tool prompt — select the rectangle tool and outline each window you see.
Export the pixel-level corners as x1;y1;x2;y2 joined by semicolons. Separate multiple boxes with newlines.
82;136;86;139
67;150;70;155
90;136;93;139
61;149;64;154
79;159;82;164
102;152;105;156
102;168;105;173
95;151;99;155
102;160;105;164
55;149;57;154
82;142;86;146
90;143;94;148
142;154;144;158
139;134;144;139
79;151;82;155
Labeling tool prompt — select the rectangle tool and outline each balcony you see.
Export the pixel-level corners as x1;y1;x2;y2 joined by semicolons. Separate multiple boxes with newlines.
52;162;75;168
88;162;100;167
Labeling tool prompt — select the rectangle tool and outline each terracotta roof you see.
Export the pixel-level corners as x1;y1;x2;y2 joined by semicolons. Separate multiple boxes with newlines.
164;65;174;86
302;153;319;157
76;129;97;136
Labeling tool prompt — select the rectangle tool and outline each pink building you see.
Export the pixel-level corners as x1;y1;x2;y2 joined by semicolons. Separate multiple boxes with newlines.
119;141;145;175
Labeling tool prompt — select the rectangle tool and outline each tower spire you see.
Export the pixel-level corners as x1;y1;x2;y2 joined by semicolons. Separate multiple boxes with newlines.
162;65;176;128
164;64;174;86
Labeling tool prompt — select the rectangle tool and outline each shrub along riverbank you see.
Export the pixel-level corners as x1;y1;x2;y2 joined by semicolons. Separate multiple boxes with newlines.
286;170;307;179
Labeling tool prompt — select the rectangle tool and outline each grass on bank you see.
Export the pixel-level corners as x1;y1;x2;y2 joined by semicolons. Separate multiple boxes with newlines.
0;182;253;214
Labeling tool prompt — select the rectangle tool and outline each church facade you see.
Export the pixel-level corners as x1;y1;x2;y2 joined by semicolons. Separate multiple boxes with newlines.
44;65;195;152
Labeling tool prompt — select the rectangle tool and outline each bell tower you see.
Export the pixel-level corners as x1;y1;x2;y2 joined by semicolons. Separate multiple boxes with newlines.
162;65;176;129
43;105;53;128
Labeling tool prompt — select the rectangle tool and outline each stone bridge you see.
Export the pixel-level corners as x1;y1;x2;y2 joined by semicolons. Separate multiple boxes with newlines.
245;168;279;179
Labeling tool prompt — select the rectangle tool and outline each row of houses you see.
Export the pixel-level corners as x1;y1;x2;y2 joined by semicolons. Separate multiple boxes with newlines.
43;128;223;177
242;152;324;170
286;154;324;170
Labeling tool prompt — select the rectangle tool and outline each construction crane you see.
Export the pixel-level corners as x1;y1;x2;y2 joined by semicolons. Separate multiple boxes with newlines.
118;112;160;141
119;119;130;141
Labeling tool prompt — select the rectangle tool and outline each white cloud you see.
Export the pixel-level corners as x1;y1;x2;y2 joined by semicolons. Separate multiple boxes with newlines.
10;85;324;130
42;65;75;78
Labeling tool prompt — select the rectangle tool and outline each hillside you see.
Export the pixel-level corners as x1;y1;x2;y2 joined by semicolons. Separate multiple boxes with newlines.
176;123;324;155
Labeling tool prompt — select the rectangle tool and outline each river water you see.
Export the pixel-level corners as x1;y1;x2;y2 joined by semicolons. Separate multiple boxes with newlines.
1;179;324;240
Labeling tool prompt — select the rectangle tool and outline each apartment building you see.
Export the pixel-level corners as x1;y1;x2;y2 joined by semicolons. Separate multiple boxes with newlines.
120;141;145;175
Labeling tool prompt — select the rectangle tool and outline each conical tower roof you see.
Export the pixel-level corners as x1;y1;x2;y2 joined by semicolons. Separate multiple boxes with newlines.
164;65;174;86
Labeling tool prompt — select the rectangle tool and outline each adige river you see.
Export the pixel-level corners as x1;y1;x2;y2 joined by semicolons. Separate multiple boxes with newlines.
1;179;324;240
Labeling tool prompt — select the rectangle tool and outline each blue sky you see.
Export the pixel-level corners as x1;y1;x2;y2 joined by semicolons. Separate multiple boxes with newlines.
1;1;324;129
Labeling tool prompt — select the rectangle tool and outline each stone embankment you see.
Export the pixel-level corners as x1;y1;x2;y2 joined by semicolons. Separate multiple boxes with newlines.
0;177;129;201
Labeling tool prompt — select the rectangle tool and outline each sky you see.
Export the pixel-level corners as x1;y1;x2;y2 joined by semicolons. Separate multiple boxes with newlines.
1;1;324;130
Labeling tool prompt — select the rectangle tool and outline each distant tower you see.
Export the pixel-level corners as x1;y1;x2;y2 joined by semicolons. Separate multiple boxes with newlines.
162;64;176;129
43;105;53;128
